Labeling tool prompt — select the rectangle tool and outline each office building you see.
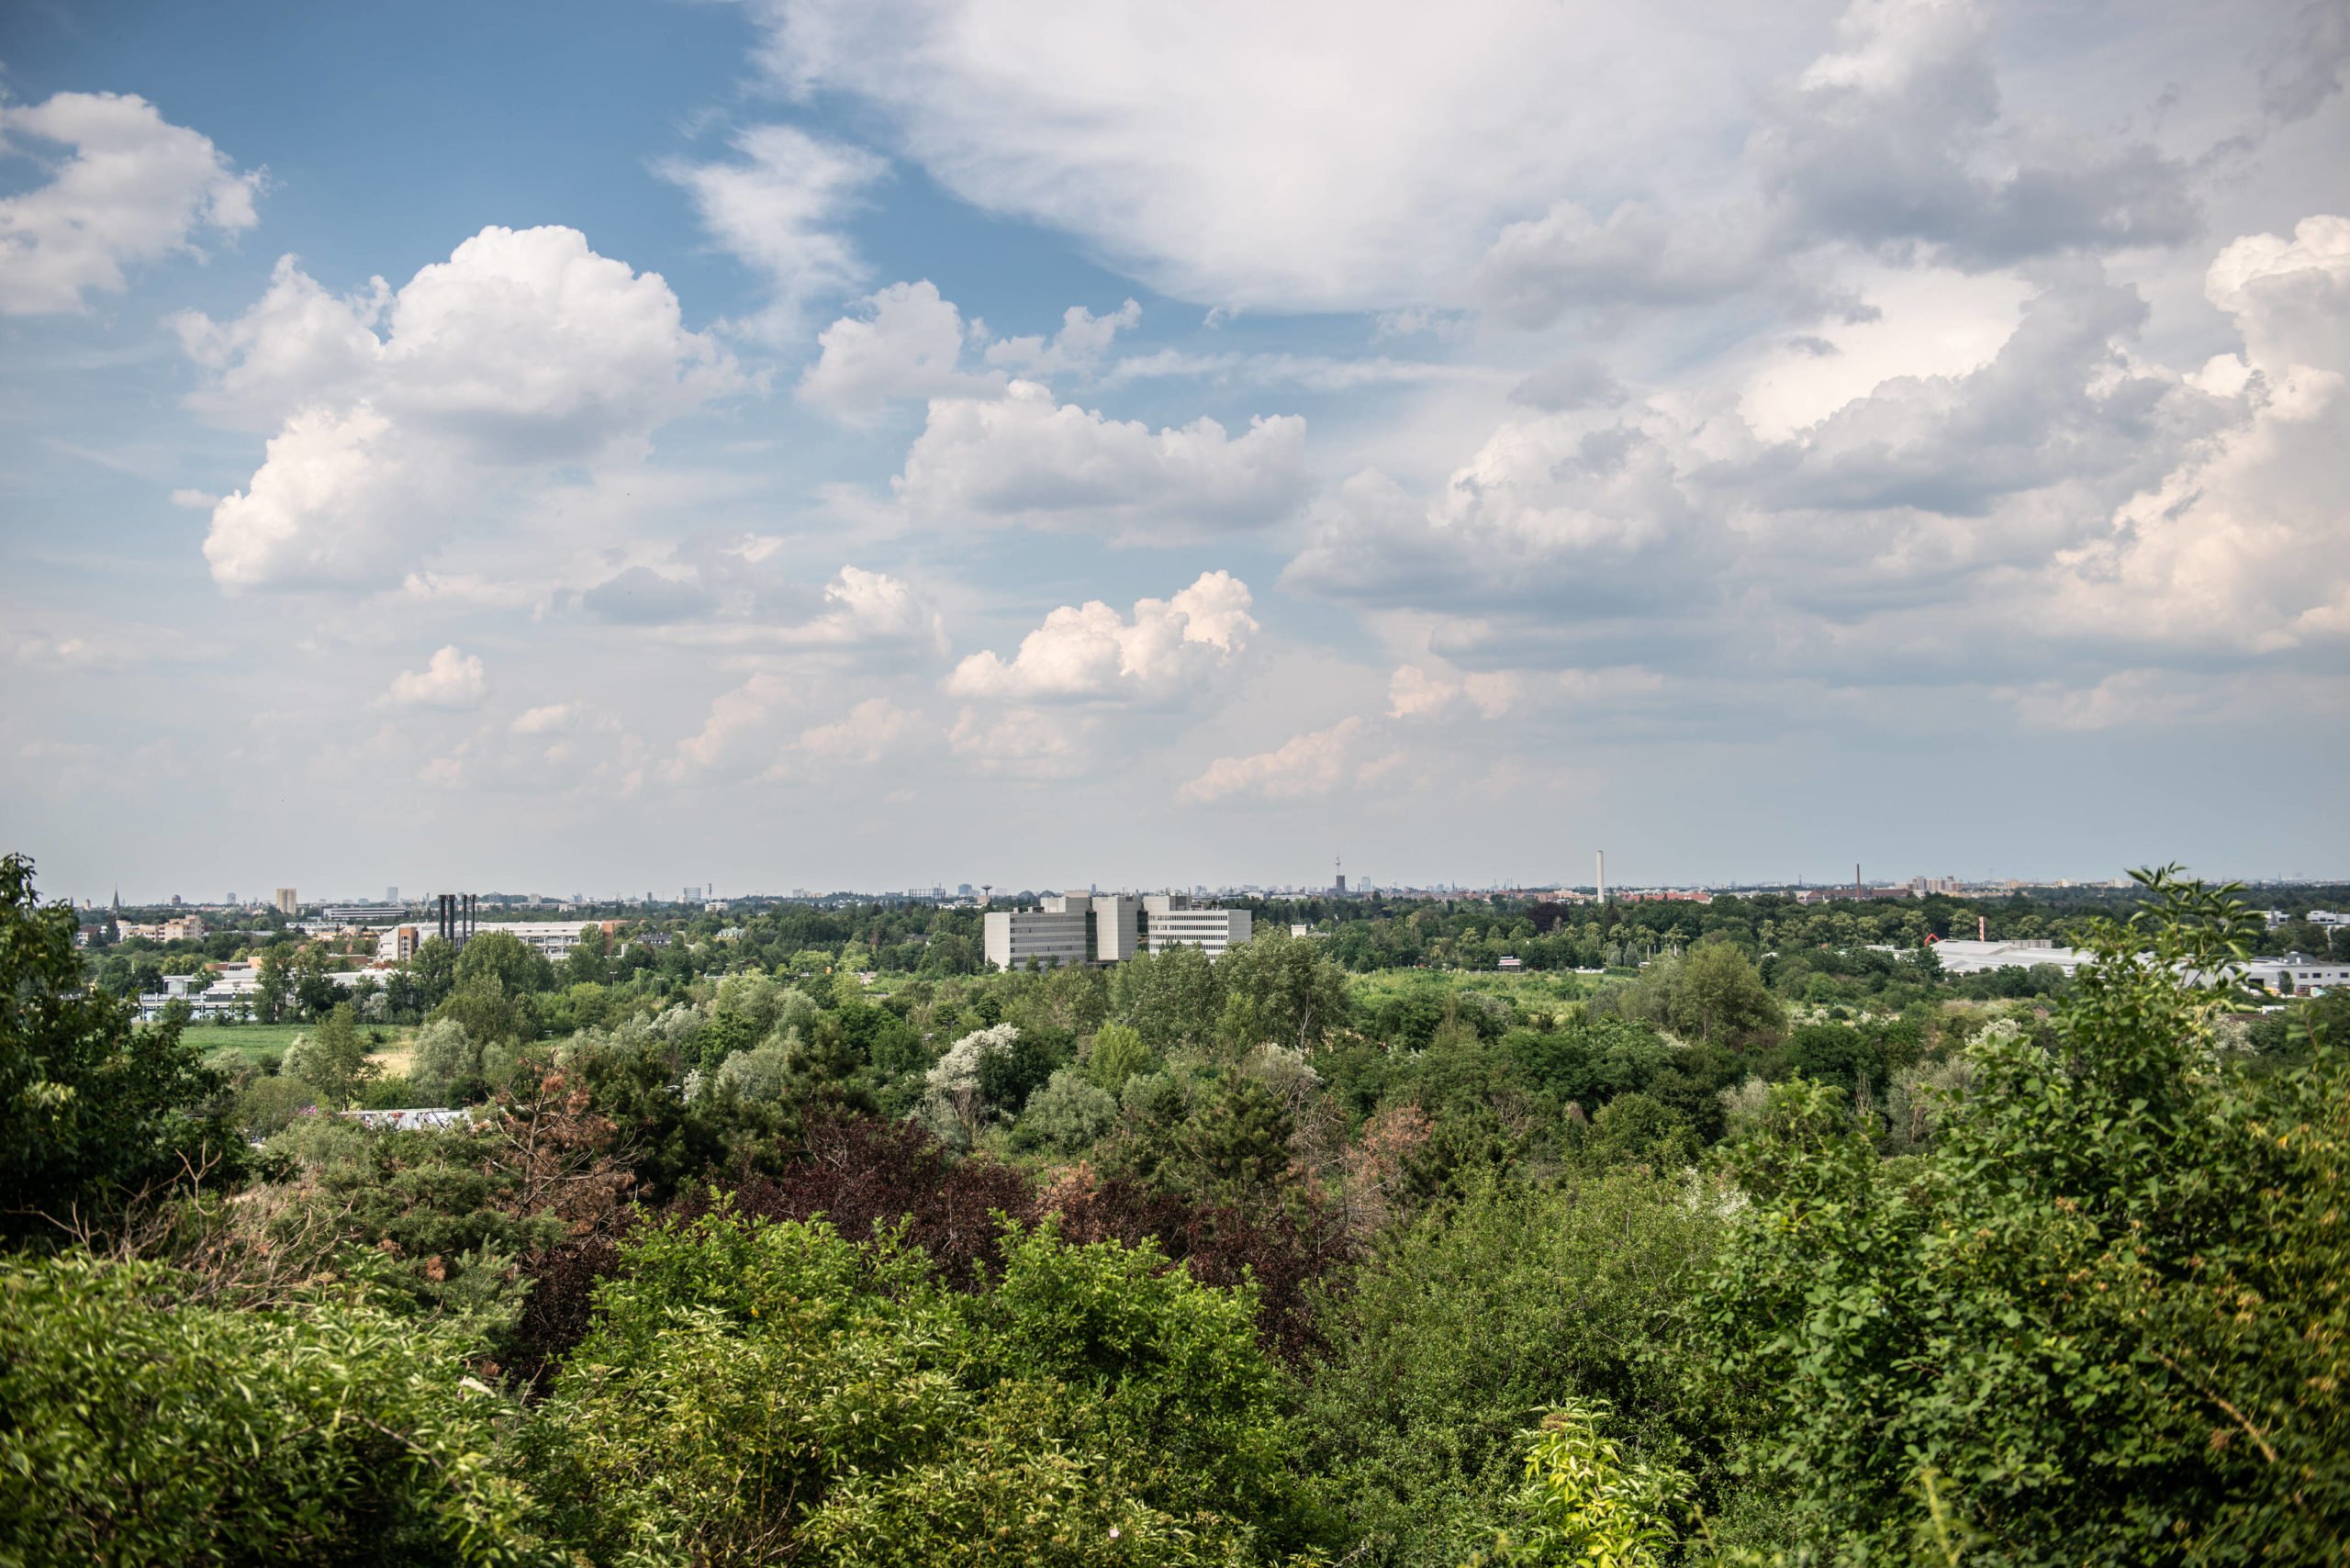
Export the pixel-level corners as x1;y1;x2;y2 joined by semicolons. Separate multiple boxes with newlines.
1091;894;1142;962
984;898;1091;970
274;887;299;915
1142;894;1251;958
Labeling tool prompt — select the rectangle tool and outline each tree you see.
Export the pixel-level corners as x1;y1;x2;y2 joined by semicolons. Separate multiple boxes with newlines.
1112;944;1225;1052
281;1002;377;1110
1712;868;2350;1562
0;853;229;1235
454;930;556;996
1217;928;1354;1054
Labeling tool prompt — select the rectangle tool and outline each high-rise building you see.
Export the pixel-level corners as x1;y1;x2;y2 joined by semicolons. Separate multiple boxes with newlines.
274;888;298;915
386;885;399;903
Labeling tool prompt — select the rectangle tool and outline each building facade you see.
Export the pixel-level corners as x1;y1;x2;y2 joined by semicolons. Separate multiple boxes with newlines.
983;902;1091;970
1141;894;1252;958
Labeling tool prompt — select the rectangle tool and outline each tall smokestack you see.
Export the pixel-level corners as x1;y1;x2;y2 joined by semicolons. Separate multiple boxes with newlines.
1854;862;1863;895
1596;850;1606;905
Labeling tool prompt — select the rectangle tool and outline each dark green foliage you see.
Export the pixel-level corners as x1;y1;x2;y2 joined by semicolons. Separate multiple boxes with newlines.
1;853;233;1238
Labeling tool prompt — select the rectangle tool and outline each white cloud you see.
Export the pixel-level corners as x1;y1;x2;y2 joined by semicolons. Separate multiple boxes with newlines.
947;704;1092;778
1386;664;1521;719
0;92;260;315
1177;716;1398;804
660;124;887;339
894;379;1308;540
784;566;947;655
985;297;1140;376
799;279;995;418
382;645;488;711
947;570;1256;700
512;702;588;734
750;0;1794;310
789;697;922;765
184;226;742;592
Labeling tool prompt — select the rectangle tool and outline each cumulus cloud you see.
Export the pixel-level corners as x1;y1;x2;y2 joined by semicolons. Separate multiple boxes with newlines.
183;226;741;591
985;297;1140;376
1177;717;1398;804
0;91;260;315
799;279;994;418
661;124;887;339
947;570;1256;700
382;646;488;711
893;380;1308;541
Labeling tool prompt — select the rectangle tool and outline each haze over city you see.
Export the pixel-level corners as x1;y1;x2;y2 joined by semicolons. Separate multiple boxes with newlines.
6;0;2346;893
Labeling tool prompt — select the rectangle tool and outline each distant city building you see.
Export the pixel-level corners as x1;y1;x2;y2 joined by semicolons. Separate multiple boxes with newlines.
386;886;399;903
1091;894;1143;963
983;899;1091;970
320;902;408;925
1497;956;1524;971
376;925;424;963
1926;937;2092;977
274;887;299;915
473;920;612;960
1142;894;1251;959
119;915;208;942
2246;954;2350;994
980;890;1250;969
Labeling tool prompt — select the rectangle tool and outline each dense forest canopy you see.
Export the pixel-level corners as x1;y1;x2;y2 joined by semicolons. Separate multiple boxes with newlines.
4;849;2345;1564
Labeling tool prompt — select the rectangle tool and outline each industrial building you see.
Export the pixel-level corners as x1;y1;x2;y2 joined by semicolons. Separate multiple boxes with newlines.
982;890;1252;970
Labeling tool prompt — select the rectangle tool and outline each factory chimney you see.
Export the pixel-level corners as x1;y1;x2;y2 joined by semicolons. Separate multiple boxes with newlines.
1596;850;1606;905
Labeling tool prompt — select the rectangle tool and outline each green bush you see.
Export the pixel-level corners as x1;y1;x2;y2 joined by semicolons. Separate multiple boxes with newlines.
523;1205;1322;1566
0;1253;556;1566
1303;1171;1727;1566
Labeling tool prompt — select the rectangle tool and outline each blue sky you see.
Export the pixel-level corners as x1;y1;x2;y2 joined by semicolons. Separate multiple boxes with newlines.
3;0;2346;902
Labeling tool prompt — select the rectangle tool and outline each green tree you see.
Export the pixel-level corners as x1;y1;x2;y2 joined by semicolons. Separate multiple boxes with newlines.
1086;1019;1156;1092
280;1002;377;1110
1712;868;2350;1562
0;853;229;1235
1216;928;1354;1054
454;929;556;995
1112;943;1225;1052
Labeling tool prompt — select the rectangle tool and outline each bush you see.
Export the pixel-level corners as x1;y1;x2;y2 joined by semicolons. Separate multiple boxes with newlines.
1303;1171;1728;1566
0;1254;557;1565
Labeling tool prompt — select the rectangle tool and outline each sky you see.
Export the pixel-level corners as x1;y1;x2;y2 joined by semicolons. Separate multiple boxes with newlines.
3;0;2347;902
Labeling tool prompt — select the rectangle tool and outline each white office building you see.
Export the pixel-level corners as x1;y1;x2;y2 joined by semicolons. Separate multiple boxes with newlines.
2245;953;2350;994
1092;894;1142;962
474;921;601;960
1142;894;1251;958
984;898;1091;970
980;890;1251;969
1925;937;2093;977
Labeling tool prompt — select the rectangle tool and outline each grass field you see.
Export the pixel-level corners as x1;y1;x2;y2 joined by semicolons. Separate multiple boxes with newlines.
1345;967;1605;1013
190;1021;415;1070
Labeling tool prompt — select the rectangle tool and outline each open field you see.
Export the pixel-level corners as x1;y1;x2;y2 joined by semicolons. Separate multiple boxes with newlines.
191;1021;415;1070
1344;967;1606;1013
